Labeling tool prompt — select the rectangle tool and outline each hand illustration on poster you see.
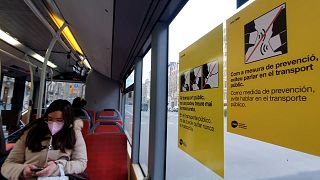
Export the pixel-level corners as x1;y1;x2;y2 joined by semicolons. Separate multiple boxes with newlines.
190;66;202;91
202;61;219;89
245;3;287;63
180;71;190;92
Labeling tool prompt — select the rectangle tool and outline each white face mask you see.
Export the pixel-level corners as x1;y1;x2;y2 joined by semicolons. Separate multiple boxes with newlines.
48;121;64;135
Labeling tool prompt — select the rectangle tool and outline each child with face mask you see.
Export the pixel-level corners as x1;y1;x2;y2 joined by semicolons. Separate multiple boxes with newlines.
1;99;87;179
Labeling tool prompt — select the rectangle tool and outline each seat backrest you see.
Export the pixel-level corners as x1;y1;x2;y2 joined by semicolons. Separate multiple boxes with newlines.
81;109;91;119
95;119;123;125
85;133;128;180
0;117;14;155
100;111;114;117
1;110;21;134
92;122;124;134
93;124;120;134
81;120;90;136
75;108;93;135
86;110;95;123
1;110;21;126
95;109;123;126
96;109;122;120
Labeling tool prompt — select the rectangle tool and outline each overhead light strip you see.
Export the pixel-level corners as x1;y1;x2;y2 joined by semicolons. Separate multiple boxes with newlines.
0;29;21;46
83;59;92;69
79;55;91;70
0;29;57;68
49;13;84;55
49;13;92;70
31;53;57;68
46;2;91;70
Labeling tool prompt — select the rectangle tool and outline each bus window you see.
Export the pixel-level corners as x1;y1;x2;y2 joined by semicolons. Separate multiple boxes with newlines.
46;81;85;106
167;0;320;179
22;81;31;113
167;0;236;179
126;71;135;89
124;91;134;142
139;50;151;174
1;76;15;110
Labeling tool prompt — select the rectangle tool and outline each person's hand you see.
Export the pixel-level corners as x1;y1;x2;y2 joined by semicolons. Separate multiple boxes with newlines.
36;161;57;177
22;164;38;178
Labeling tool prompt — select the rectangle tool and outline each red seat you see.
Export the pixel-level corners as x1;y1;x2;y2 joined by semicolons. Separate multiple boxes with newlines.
81;120;90;136
85;133;128;180
87;110;95;123
93;124;120;133
100;111;114;117
95;109;123;126
95;120;123;126
92;122;123;134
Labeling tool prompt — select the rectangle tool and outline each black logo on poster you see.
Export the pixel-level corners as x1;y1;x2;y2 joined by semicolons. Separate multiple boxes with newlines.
231;121;238;128
179;139;183;145
179;139;187;147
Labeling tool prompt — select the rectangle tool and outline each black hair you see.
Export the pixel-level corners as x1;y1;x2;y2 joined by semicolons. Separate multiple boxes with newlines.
26;99;76;152
72;97;87;109
72;97;87;118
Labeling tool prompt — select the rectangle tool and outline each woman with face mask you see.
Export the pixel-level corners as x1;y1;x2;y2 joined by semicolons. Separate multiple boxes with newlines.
1;99;87;179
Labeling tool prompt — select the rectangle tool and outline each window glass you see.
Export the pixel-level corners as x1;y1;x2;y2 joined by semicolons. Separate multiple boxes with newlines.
168;0;320;180
22;81;31;112
124;91;134;142
0;76;15;110
167;0;235;179
139;50;151;174
126;71;135;88
46;81;86;106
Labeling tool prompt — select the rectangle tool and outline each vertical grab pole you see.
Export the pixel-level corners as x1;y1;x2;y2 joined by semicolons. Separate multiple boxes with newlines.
36;23;67;118
0;58;1;111
0;59;2;81
44;69;53;111
26;56;34;123
0;58;1;110
81;83;85;98
0;57;1;82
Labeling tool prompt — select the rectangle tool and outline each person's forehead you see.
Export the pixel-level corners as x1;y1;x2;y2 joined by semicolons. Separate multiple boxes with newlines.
48;111;63;118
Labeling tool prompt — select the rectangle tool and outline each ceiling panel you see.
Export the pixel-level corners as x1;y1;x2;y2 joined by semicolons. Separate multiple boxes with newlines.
0;40;30;72
0;0;76;74
111;0;184;80
0;0;66;53
54;0;114;78
114;0;176;80
0;0;187;81
0;40;58;80
111;0;152;80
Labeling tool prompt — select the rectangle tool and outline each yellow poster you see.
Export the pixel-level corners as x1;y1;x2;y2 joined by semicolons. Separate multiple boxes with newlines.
227;0;320;156
178;24;224;177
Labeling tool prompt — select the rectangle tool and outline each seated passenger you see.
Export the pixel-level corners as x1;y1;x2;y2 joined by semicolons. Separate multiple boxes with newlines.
1;99;87;179
72;97;88;118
